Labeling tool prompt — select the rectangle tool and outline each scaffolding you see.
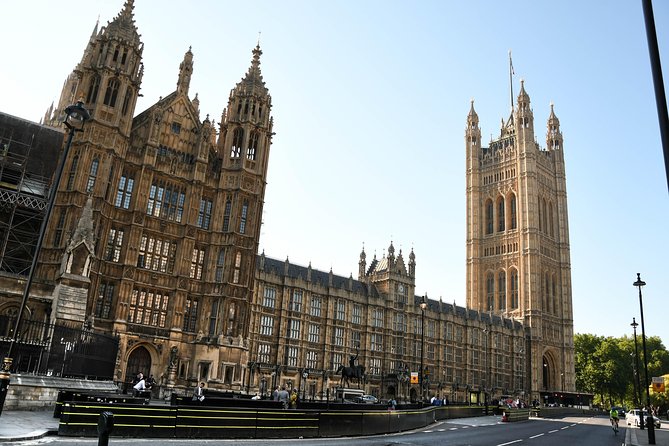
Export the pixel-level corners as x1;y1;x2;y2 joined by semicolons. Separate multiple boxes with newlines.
0;125;53;276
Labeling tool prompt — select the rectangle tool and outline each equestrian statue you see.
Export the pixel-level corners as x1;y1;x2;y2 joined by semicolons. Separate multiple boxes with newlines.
336;349;365;388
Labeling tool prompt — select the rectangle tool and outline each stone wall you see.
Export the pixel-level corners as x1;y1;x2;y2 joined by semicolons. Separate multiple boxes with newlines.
4;374;118;410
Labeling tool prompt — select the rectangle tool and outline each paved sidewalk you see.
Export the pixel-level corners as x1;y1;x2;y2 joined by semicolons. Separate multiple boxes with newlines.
0;408;59;442
625;421;669;446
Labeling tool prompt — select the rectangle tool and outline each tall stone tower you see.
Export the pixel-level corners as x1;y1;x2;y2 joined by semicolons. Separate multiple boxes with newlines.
465;80;574;402
35;0;274;391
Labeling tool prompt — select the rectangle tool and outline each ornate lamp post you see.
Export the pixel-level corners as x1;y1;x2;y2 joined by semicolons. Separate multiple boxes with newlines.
0;101;89;416
634;273;655;444
419;294;427;404
632;318;644;429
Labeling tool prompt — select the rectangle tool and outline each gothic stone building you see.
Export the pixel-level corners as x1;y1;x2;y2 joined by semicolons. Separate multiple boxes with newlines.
0;0;575;405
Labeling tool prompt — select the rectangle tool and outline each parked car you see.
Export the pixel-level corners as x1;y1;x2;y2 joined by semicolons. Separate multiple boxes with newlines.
611;406;626;417
355;394;379;404
626;409;661;429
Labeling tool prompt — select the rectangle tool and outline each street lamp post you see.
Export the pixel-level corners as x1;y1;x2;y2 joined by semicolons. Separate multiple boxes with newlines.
634;273;655;444
632;317;644;430
419;294;427;405
0;101;90;417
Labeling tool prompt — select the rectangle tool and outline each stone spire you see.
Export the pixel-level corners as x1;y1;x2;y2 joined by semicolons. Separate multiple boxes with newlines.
177;47;194;95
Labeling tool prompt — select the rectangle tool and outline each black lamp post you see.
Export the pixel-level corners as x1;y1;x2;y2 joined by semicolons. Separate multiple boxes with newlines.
632;317;644;429
0;101;89;417
419;294;427;404
634;273;655;444
301;369;308;401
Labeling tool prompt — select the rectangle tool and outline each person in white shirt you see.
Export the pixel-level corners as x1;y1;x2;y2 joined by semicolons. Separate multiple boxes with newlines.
133;378;146;396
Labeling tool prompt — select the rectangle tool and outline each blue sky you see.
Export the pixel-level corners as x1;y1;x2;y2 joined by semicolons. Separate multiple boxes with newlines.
1;1;668;345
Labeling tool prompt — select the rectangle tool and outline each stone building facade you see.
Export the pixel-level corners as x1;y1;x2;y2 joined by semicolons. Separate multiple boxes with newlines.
0;0;575;405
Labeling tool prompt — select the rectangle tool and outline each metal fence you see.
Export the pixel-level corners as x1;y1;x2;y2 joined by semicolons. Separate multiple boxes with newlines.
0;316;118;380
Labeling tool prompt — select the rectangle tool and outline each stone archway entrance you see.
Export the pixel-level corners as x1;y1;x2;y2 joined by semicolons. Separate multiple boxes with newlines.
127;345;151;385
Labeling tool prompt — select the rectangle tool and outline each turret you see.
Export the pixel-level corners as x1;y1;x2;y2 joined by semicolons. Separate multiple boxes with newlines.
177;47;194;95
546;102;562;151
408;248;416;278
358;245;366;279
515;79;534;144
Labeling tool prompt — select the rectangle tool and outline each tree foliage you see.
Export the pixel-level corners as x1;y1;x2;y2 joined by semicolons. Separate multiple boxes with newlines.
575;333;669;411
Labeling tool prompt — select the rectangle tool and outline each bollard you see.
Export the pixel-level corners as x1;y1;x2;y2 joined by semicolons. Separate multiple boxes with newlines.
97;411;114;446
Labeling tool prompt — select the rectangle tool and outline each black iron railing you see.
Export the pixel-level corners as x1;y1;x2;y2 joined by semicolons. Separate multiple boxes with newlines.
0;316;118;380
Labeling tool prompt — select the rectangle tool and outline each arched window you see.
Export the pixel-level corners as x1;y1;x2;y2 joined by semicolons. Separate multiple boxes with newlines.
231;128;243;158
538;197;542;232
542;199;548;234
215;249;225;283
103;78;120;107
498;271;506;310
86;75;101;104
66;155;79;190
485;199;493;235
223;199;232;232
247;131;259;160
86;158;99;193
549;202;555;237
510;193;517;230
121;88;132;116
183;297;198;332
486;273;494;310
497;197;505;232
239;200;249;234
233;252;242;284
510;269;519;309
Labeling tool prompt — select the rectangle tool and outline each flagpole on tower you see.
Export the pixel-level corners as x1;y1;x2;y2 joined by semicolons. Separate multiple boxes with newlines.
509;50;515;112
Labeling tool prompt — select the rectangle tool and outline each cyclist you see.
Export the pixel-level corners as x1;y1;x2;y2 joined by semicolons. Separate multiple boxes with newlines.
609;407;619;433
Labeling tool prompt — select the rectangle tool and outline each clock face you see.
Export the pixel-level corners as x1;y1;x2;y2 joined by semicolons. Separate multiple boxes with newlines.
398;284;405;293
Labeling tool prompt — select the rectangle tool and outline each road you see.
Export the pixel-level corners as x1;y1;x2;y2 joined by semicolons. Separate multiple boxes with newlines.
11;415;625;446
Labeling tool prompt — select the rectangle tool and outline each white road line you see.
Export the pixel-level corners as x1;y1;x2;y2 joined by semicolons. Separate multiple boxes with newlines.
449;427;458;430
570;424;577;427
548;429;559;433
497;440;522;446
560;426;569;430
529;433;544;439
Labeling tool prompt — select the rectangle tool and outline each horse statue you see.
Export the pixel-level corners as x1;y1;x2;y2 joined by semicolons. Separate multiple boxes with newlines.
336;364;365;388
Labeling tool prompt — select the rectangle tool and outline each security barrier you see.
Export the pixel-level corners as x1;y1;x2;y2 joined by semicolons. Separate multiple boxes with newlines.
501;409;530;422
58;402;486;439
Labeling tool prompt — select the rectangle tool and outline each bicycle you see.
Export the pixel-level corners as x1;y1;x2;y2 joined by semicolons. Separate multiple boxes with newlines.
610;417;619;434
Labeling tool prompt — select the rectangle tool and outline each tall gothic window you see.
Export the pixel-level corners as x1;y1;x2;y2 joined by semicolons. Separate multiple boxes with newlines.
86;75;100;104
86;158;99;193
247;131;259;160
197;198;212;229
66;155;79;190
215;249;225;283
190;247;205;280
94;281;115;319
223;199;232;231
510;193;517;230
104;228;124;262
510;269;519;309
147;181;185;223
103;78;120;107
121;88;132;116
137;235;177;273
549;202;555;237
183;297;198;332
239;201;248;234
497;197;505;232
498;271;506;310
115;174;134;209
486;273;494;310
231;127;243;158
53;209;66;247
485;199;493;234
233;252;242;284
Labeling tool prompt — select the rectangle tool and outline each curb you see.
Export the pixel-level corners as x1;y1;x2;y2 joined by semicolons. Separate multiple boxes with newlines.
0;428;57;443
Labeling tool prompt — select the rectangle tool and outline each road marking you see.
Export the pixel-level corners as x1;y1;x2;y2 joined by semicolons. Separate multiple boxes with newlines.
570;423;577;427
529;433;544;439
497;440;522;446
560;426;569;430
449;427;458;430
548;429;559;433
